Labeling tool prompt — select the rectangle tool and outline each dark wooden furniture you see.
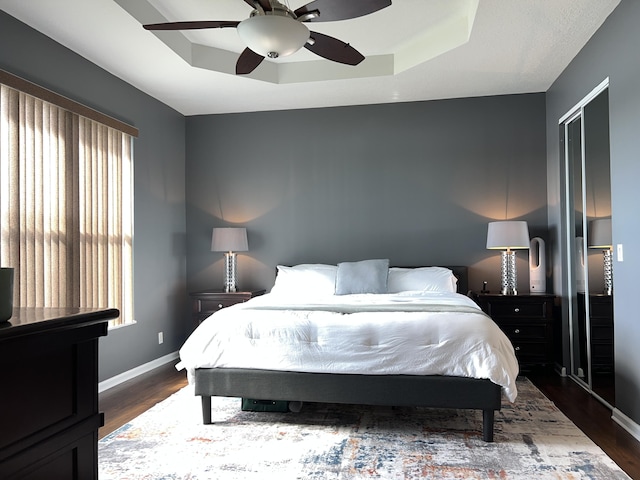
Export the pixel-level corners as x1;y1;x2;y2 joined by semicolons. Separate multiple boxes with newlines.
192;267;505;442
0;307;118;480
472;293;556;369
583;293;614;373
190;289;266;324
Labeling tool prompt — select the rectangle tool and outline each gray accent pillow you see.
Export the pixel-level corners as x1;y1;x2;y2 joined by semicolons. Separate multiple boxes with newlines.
335;259;389;295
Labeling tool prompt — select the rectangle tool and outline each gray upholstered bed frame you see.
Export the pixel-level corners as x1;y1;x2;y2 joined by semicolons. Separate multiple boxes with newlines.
192;266;504;442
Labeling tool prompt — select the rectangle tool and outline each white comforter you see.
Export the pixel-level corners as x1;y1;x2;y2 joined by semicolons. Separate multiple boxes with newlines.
177;292;519;402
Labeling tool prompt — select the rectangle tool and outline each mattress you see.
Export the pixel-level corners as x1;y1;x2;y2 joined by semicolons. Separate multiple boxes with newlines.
177;292;519;402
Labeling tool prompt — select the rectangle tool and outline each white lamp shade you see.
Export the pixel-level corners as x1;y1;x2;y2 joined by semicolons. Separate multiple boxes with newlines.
237;15;309;58
588;218;612;248
486;221;530;250
211;227;248;252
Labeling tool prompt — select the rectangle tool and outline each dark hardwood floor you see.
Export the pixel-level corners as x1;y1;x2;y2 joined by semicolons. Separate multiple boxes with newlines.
99;361;188;440
99;364;640;479
527;370;640;480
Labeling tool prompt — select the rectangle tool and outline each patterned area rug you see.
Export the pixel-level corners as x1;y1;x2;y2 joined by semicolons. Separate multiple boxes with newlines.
99;378;630;479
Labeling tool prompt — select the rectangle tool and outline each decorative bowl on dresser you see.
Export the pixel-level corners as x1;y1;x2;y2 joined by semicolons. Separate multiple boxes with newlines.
471;293;556;370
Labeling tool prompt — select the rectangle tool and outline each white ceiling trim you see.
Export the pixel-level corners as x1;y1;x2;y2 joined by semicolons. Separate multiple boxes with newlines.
114;0;479;84
0;0;621;115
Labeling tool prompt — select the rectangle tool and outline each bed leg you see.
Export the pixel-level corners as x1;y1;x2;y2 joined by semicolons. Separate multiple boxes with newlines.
201;395;212;424
482;409;495;442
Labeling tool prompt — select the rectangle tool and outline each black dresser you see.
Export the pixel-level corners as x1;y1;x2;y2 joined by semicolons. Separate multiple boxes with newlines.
0;307;118;479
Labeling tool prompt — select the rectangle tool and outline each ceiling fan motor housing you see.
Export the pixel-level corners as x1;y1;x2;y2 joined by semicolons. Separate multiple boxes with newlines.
238;6;310;58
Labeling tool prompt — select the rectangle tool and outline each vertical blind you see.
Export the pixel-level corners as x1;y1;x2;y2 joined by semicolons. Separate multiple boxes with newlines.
0;83;133;326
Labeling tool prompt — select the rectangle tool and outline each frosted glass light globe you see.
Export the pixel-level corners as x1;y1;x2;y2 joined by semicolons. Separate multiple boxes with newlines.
237;15;309;59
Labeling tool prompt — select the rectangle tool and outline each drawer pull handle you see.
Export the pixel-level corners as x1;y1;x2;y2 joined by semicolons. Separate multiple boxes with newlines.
514;328;520;334
514;308;520;313
218;303;223;309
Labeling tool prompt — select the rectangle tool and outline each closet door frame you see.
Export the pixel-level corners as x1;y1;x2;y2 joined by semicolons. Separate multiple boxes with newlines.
559;77;613;406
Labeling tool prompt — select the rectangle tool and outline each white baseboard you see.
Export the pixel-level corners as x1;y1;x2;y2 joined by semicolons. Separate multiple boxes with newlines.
612;407;640;443
99;351;179;393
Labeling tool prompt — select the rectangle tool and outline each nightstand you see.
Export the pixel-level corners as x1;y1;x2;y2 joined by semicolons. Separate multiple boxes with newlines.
190;289;266;324
471;293;556;369
580;293;614;373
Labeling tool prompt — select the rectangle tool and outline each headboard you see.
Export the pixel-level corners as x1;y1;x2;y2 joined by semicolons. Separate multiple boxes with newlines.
447;266;469;295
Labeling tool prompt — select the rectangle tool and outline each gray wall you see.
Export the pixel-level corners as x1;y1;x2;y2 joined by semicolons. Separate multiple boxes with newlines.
546;0;640;425
0;11;189;381
185;94;548;298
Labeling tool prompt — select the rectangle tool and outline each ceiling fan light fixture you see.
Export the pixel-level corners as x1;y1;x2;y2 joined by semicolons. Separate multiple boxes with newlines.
237;14;309;59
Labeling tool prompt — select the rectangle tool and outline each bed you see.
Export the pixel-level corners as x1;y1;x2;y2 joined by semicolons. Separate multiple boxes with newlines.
177;261;519;442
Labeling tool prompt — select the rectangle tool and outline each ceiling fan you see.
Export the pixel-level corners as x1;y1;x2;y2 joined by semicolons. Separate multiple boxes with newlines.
143;0;392;75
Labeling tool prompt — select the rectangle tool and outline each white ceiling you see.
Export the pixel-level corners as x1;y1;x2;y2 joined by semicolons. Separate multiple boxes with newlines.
0;0;620;116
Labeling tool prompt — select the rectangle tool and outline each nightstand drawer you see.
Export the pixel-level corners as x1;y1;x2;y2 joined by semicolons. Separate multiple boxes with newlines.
197;297;242;312
471;293;556;369
590;300;613;319
511;342;548;364
190;289;266;325
499;323;548;340
591;323;614;342
486;301;549;318
592;342;614;372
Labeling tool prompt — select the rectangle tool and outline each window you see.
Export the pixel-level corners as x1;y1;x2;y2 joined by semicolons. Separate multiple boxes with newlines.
0;79;134;327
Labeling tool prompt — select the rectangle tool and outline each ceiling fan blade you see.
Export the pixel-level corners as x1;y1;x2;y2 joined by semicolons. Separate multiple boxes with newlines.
143;21;239;31
236;48;265;74
243;0;272;12
304;31;365;66
295;0;391;22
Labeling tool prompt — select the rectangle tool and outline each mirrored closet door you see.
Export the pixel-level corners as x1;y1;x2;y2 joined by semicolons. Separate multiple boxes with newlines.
561;79;614;407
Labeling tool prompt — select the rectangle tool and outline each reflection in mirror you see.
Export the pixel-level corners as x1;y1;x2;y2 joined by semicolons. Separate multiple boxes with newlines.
566;115;588;384
583;89;614;406
588;218;612;295
562;82;614;408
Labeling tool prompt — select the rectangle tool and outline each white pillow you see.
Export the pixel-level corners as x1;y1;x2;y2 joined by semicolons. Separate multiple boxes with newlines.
270;264;337;296
387;266;457;293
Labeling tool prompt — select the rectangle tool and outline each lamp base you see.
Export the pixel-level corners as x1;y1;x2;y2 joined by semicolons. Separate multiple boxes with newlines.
500;250;518;295
223;252;238;293
603;249;613;296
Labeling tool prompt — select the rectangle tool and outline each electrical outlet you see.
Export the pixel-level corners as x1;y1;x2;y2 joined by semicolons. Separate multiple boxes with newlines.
158;331;164;344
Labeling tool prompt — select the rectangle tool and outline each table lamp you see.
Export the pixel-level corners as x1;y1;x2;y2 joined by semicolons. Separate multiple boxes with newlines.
588;218;613;295
211;227;248;292
486;221;530;295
